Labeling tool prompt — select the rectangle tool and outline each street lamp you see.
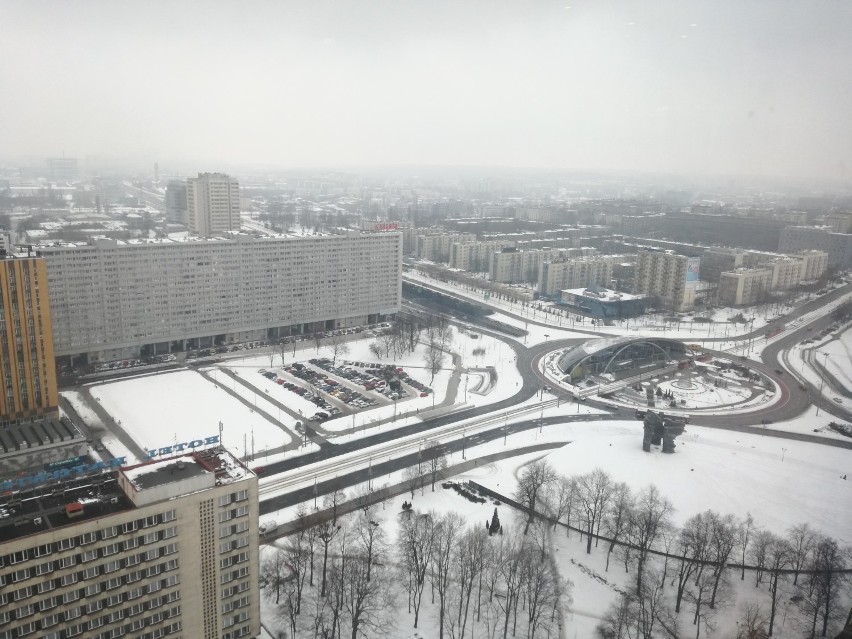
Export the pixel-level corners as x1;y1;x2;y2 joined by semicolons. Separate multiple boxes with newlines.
781;447;787;462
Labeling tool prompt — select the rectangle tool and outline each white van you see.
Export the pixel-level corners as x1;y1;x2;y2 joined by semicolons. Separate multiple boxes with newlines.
259;520;278;536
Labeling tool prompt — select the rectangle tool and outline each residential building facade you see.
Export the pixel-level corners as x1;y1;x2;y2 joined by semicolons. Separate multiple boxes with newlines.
538;254;631;298
633;250;699;312
0;253;58;425
416;233;476;263
0;448;260;639
165;181;188;226
187;173;241;237
718;268;773;306
449;240;514;272
40;231;402;364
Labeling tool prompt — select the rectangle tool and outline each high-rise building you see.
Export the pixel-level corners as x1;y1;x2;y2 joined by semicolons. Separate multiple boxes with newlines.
187;173;240;236
633;250;700;312
46;158;79;182
164;181;188;225
0;447;260;639
0;252;58;425
40;231;402;364
538;254;631;298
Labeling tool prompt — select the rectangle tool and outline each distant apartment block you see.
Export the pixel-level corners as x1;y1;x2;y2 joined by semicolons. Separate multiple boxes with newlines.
634;250;700;312
39;232;402;364
779;226;852;268
0;447;260;639
187;173;240;237
416;232;476;263
46;157;79;182
449;240;514;272
0;253;58;425
164;181;188;225
489;247;579;284
538;254;633;298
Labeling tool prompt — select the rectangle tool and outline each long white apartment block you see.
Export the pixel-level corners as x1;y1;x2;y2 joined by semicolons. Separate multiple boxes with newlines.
39;231;402;363
0;448;260;639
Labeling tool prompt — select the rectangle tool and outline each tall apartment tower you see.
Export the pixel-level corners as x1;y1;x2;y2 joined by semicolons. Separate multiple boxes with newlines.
46;158;79;182
186;173;240;236
0;448;261;639
0;252;58;425
634;250;699;312
164;181;188;225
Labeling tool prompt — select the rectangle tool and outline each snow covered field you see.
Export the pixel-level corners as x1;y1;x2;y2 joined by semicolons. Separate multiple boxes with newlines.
89;371;293;460
479;421;852;545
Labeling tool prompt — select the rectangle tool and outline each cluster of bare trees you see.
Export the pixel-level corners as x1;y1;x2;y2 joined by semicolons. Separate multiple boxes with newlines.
397;509;570;639
512;460;851;639
365;314;454;384
261;504;396;639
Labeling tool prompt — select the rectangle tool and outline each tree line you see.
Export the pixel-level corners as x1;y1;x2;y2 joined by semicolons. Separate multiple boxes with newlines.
510;460;851;639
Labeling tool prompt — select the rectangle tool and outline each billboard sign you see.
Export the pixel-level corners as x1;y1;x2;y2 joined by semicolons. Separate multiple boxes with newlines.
686;257;701;287
1;456;127;493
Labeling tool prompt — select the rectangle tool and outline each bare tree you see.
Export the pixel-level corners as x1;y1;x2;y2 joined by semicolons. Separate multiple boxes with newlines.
344;552;395;639
327;333;351;368
323;488;347;525
708;512;738;608
577;468;614;554
803;535;848;638
787;522;816;586
424;441;448;491
266;345;276;368
355;511;385;583
542;475;575;534
424;341;445;383
398;510;438;628
453;526;489;639
282;533;311;614
736;602;770;639
627;484;673;593
597;594;638;639
737;513;755;581
261;548;289;604
496;533;527;639
685;568;723;639
404;464;426;498
765;535;791;637
675;511;713;614
432;513;464;639
369;341;383;360
317;519;343;597
750;529;773;587
514;459;558;534
603;481;634;572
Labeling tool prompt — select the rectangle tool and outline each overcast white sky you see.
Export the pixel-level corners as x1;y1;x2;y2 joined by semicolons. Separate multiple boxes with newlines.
1;0;851;180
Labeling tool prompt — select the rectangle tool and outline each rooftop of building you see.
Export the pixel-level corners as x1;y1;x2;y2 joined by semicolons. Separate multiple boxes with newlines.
561;287;643;302
0;416;85;458
31;228;396;250
0;448;251;544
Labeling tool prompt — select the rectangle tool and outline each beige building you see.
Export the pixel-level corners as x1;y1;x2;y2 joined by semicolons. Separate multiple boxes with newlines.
797;250;829;281
633;250;699;312
0;448;260;639
0;253;58;426
187;173;241;237
449;240;514;272
416;233;476;263
489;247;573;284
718;268;773;306
538;254;631;297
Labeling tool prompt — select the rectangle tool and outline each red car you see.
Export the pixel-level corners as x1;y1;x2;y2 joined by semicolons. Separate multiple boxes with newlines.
252;466;265;475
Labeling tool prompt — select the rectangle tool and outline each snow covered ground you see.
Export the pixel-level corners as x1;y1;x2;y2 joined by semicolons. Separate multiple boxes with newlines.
478;421;852;545
816;325;852;393
88;370;293;461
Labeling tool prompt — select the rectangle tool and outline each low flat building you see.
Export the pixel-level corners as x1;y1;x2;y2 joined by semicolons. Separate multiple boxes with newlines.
559;287;647;319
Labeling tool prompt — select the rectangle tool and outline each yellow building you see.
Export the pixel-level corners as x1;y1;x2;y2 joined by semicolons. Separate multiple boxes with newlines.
0;253;58;425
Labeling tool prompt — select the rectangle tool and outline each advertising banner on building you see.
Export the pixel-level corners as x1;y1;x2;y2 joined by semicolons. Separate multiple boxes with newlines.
686;257;701;287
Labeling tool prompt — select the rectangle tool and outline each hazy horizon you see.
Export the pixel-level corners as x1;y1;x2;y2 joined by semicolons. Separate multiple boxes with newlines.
2;0;851;182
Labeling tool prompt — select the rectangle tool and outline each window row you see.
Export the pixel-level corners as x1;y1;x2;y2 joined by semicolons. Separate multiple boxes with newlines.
0;510;176;567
